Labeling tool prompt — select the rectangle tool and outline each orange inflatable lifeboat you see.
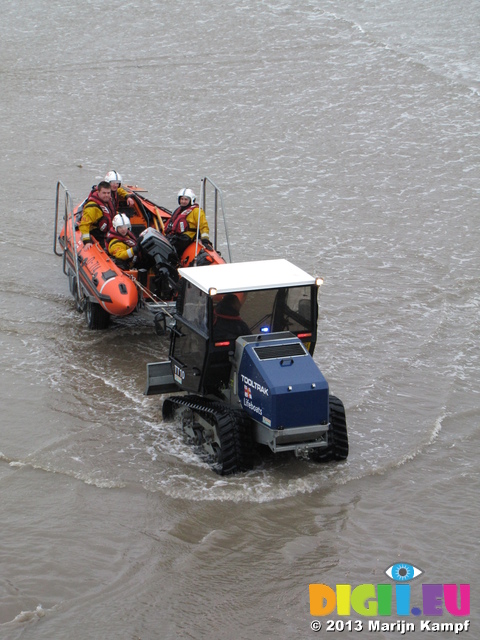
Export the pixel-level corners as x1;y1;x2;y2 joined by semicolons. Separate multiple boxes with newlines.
77;239;139;315
55;182;226;329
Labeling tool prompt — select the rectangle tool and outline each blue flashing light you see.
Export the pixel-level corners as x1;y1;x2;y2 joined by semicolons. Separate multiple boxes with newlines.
260;326;270;333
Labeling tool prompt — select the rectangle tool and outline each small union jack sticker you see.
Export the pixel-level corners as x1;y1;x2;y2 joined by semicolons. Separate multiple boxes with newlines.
244;385;252;399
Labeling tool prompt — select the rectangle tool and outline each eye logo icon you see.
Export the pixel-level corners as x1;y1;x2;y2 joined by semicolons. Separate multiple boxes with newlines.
385;562;423;582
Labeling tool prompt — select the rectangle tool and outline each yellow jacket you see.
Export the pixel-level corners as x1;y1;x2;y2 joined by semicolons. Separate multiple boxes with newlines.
106;231;137;267
186;205;209;240
167;204;210;241
112;186;132;211
78;200;112;242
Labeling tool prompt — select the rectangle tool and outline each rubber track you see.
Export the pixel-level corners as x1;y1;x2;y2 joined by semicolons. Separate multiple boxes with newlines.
203;399;255;472
329;395;349;461
310;395;349;463
162;395;254;475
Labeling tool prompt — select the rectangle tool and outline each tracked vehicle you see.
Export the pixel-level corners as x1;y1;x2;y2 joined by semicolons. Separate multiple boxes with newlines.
145;258;348;475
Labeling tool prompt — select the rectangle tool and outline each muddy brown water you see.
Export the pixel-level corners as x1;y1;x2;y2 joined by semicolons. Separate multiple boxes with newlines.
0;1;478;638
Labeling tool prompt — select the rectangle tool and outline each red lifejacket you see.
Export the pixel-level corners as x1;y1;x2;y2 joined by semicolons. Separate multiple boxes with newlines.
89;185;124;215
106;229;137;249
213;311;250;340
166;204;198;235
110;189;119;212
214;312;244;323
85;191;115;233
110;188;130;212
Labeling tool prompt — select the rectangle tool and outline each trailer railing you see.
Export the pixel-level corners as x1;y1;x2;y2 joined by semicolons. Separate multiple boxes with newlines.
54;181;83;304
196;176;232;263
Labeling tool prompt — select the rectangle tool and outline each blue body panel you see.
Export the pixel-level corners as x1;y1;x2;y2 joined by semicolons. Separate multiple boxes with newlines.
237;337;329;430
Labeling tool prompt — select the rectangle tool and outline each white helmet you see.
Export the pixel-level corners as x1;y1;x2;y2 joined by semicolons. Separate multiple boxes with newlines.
112;213;131;231
177;188;196;205
104;170;122;184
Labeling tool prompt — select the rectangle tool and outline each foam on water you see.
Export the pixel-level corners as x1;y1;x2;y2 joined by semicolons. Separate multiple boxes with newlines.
1;253;474;503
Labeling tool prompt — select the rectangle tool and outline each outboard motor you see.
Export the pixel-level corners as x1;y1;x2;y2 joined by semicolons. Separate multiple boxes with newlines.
139;227;177;266
139;228;179;297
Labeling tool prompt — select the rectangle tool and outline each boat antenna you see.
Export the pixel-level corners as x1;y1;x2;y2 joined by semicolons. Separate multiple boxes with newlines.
193;178;206;266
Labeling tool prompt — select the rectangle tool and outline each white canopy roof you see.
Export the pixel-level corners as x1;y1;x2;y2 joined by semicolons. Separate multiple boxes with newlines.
178;259;316;294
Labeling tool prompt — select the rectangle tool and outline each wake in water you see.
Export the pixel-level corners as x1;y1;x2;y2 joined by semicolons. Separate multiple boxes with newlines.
1;274;463;503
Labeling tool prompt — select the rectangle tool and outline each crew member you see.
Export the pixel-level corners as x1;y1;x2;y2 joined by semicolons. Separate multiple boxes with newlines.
104;170;135;212
165;188;212;256
106;214;139;268
79;181;115;245
213;294;250;341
